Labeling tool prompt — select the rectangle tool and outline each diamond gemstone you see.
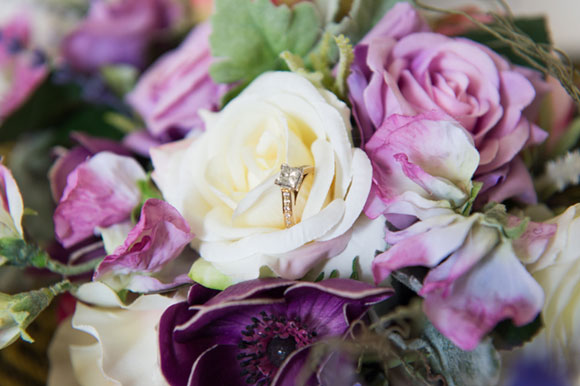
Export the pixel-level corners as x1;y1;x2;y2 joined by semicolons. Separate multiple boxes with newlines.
275;164;304;191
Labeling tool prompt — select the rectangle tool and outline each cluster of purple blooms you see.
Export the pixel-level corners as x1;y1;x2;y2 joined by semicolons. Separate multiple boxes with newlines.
1;1;579;385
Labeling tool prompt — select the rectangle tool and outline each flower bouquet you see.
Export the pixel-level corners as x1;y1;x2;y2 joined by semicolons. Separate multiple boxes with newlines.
1;0;580;385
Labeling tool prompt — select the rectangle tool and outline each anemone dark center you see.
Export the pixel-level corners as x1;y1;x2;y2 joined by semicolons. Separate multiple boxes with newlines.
266;336;296;367
237;311;318;385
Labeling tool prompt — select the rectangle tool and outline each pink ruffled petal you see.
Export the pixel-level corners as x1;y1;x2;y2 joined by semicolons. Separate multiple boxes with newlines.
423;241;544;350
54;152;146;248
94;199;193;279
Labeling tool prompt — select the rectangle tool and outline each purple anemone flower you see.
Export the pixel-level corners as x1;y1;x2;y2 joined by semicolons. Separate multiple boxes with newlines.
159;278;392;386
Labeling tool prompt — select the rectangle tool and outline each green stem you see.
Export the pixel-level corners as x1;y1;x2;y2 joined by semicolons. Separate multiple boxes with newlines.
44;256;103;276
47;279;76;296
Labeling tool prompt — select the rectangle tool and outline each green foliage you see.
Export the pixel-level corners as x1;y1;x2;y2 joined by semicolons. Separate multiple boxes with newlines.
0;238;101;276
0;280;73;349
350;256;360;280
210;0;321;84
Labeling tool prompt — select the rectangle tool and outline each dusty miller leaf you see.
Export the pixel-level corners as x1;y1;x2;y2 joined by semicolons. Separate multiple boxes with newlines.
210;0;321;84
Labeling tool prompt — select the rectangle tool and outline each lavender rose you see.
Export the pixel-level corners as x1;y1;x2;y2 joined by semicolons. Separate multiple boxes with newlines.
62;0;180;73
127;22;228;141
348;3;548;205
159;278;391;385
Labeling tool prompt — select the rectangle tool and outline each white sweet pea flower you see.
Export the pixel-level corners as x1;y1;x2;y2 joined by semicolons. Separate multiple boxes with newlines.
0;163;24;241
151;71;373;286
47;282;180;386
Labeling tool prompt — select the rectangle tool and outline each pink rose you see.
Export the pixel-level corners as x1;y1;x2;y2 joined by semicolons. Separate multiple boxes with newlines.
62;0;180;73
348;3;548;205
127;23;228;141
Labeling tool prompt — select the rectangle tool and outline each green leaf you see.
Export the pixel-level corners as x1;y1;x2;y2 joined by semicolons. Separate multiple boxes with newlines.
314;271;325;282
329;269;339;279
460;17;550;68
350;256;360;280
210;0;321;84
491;314;543;350
422;321;501;386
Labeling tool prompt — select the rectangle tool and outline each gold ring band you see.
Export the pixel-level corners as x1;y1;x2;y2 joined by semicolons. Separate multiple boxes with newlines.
275;164;314;228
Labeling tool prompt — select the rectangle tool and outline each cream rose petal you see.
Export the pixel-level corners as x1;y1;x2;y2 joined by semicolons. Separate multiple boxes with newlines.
152;72;374;283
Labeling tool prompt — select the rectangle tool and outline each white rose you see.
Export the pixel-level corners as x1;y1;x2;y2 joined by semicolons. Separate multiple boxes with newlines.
151;72;373;285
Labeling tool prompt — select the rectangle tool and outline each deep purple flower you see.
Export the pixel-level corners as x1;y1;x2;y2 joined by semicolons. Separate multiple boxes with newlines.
159;279;392;386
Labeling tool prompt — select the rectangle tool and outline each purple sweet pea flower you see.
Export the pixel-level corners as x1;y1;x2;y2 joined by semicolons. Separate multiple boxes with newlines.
62;0;180;73
0;15;48;119
127;22;229;142
372;212;545;350
53;152;146;248
159;279;392;386
49;132;131;202
93;198;194;292
363;111;479;226
348;3;548;205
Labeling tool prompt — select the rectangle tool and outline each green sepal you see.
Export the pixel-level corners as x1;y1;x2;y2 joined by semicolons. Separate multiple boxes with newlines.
350;256;360;280
460;181;483;216
188;258;232;290
0;280;74;349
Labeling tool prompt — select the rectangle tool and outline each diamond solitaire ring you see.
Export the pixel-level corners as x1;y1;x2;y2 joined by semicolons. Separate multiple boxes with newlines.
274;164;314;228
